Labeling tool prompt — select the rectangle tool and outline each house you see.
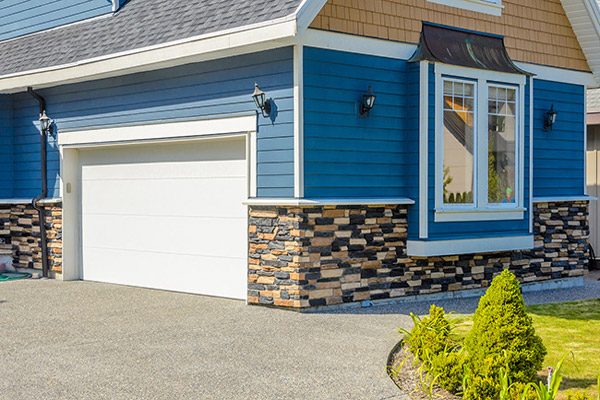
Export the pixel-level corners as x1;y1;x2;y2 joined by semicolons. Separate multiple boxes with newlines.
0;0;598;308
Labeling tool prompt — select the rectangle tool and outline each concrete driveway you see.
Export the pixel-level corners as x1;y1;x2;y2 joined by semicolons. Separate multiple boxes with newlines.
0;280;410;400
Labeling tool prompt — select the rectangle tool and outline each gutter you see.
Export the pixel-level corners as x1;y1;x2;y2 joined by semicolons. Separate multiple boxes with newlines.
26;87;50;278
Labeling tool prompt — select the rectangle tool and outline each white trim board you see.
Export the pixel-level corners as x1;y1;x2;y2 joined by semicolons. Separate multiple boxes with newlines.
243;197;415;206
407;235;534;257
293;44;304;198
58;115;257;147
419;61;429;239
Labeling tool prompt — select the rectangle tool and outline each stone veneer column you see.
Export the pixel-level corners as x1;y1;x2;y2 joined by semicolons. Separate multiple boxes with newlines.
247;201;589;309
0;201;63;274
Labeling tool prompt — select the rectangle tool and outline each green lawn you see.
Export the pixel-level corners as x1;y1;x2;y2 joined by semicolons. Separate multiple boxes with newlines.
454;298;600;399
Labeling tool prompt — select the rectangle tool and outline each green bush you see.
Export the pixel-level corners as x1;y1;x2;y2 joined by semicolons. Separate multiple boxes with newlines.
566;390;593;400
402;305;455;362
464;270;547;400
425;346;467;393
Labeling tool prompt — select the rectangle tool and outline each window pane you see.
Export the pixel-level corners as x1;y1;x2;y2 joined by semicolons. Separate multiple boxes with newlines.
443;81;475;204
488;86;517;204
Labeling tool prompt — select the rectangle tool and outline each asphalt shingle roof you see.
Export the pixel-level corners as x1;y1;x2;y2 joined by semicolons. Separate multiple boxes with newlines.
0;0;303;76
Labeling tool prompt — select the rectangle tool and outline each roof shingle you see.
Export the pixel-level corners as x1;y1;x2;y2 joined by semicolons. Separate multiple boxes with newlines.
0;0;303;76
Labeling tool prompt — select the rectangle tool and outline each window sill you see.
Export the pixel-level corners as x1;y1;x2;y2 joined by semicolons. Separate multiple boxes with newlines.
427;0;503;16
434;208;525;222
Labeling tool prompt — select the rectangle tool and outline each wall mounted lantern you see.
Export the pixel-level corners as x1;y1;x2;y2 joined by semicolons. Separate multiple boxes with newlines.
543;104;557;131
360;85;376;117
251;83;271;117
39;110;53;134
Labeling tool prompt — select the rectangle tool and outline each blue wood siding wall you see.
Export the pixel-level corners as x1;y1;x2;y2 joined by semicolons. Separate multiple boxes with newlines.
532;79;585;197
423;72;532;241
303;47;408;198
7;47;294;198
0;95;13;198
405;63;421;240
0;0;112;41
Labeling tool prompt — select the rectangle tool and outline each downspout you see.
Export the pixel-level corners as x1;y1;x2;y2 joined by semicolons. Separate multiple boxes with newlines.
27;87;49;278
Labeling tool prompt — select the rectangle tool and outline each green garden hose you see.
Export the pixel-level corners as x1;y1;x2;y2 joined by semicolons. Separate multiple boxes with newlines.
0;271;32;281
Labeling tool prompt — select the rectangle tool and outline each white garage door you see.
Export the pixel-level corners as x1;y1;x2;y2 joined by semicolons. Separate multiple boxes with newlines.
79;137;248;299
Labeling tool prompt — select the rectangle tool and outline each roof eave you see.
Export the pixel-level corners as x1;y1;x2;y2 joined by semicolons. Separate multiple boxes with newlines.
561;0;600;87
0;0;329;93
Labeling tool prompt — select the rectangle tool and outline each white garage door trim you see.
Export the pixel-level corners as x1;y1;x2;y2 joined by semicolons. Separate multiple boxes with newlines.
60;115;257;301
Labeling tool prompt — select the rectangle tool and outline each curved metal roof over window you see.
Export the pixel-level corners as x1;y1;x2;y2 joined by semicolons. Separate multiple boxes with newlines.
409;23;532;76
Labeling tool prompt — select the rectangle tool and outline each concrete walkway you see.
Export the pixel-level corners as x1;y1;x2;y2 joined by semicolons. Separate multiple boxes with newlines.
1;274;599;399
0;280;408;400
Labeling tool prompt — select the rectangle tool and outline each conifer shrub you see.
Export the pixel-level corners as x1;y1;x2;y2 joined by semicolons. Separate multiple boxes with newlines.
464;270;546;400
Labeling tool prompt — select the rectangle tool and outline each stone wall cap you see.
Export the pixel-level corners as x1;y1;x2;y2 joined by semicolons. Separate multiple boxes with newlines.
244;197;415;206
533;195;596;203
0;197;62;205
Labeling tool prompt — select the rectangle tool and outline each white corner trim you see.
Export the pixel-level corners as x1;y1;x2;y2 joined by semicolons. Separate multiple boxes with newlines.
529;77;534;233
58;115;257;147
243;197;415;206
585;84;588;195
427;0;503;16
434;209;525;222
419;61;429;239
299;29;417;60
407;235;534;257
533;195;597;202
435;63;526;85
293;44;304;198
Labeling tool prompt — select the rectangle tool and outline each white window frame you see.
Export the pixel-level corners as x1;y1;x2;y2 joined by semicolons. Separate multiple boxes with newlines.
427;0;503;16
434;63;526;222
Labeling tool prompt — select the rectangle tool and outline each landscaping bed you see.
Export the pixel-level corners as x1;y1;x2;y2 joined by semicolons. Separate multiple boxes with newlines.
387;271;600;400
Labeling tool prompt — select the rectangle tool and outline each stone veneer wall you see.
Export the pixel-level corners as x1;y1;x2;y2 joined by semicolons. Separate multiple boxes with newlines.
247;201;588;308
0;202;63;274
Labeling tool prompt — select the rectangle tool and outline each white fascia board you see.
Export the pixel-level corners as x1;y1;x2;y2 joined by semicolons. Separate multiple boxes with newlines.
298;29;417;60
515;62;596;87
407;235;534;257
58;115;257;147
295;0;328;34
0;18;298;93
533;195;597;202
243;197;415;206
560;0;600;87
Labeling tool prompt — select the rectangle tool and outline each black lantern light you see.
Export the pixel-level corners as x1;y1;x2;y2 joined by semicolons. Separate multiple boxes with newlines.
251;83;271;117
360;85;376;116
543;104;557;131
39;110;52;133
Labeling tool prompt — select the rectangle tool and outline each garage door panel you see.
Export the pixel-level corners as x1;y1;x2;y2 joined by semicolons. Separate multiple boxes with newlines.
81;176;247;216
81;158;246;180
82;246;247;299
81;214;247;258
79;137;248;299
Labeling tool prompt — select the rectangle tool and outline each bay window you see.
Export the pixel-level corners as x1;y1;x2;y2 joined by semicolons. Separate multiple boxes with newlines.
434;64;525;222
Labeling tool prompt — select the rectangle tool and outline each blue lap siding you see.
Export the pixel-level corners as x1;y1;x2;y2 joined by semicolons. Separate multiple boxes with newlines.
532;79;585;197
0;0;113;41
303;47;409;198
5;47;294;198
0;95;13;198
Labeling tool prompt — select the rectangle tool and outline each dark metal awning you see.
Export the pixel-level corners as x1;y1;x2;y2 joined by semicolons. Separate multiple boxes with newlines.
409;23;532;76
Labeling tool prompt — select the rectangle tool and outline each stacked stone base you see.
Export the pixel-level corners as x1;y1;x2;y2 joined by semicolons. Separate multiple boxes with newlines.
0;201;63;274
248;201;588;309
